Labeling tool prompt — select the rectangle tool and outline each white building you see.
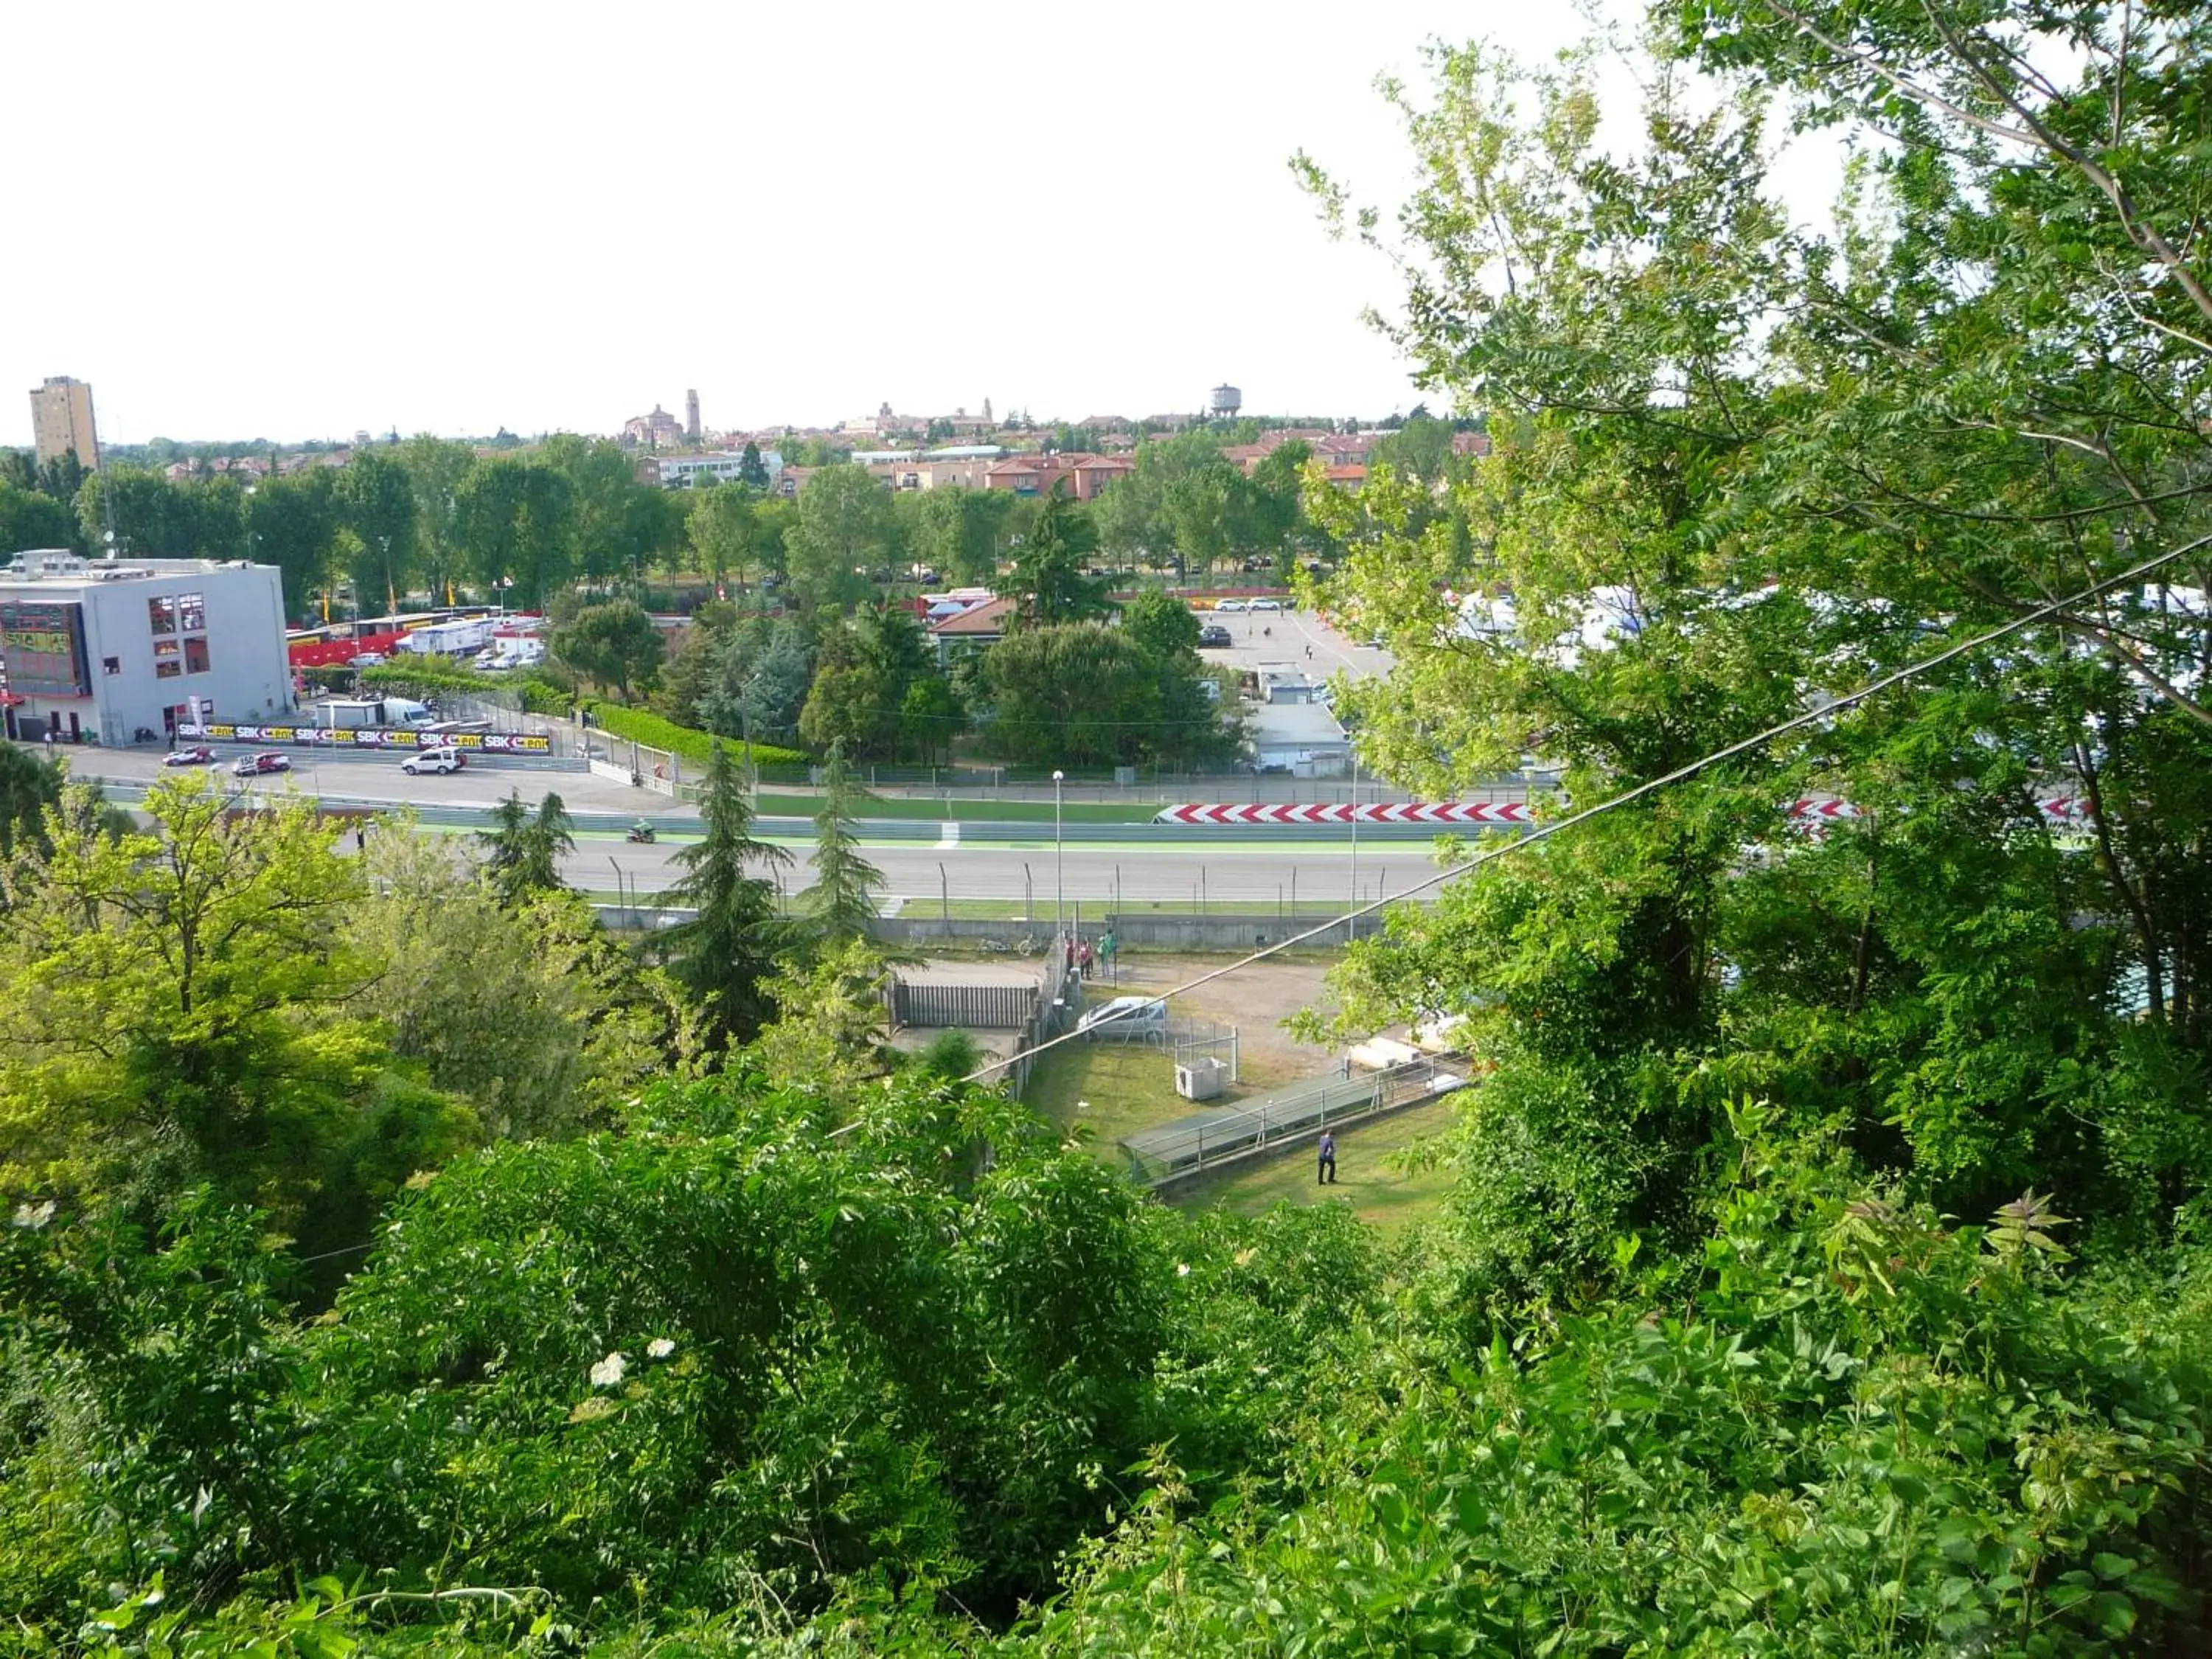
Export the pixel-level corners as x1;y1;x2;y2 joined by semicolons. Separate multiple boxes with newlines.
1247;700;1352;778
651;451;784;490
0;552;293;745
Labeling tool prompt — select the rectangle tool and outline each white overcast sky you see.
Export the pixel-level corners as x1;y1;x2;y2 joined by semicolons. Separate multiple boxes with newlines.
6;1;1824;446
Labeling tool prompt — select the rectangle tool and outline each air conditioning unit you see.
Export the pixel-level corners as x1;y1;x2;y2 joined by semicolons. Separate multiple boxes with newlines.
1175;1057;1227;1102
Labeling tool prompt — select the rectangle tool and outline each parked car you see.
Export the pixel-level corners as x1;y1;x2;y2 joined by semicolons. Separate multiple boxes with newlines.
1077;995;1169;1042
349;651;388;668
1248;597;1283;613
1213;598;1248;613
164;745;218;768
401;745;467;776
1197;624;1233;648
232;751;291;776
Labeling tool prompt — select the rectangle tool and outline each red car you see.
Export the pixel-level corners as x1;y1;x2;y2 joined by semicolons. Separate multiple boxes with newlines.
163;745;218;768
231;751;293;777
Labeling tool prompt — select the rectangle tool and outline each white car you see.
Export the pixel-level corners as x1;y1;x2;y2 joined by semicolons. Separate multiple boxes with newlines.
1248;598;1283;613
1213;598;1248;613
1077;995;1169;1042
401;745;467;776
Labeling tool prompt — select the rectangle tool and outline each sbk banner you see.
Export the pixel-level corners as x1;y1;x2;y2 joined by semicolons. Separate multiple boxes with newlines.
178;723;552;754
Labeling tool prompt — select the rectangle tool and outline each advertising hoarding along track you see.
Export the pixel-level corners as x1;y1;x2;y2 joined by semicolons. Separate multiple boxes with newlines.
176;722;552;754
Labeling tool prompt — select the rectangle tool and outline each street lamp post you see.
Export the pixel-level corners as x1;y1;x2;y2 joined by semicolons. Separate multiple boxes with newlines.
1052;770;1065;947
1349;749;1360;944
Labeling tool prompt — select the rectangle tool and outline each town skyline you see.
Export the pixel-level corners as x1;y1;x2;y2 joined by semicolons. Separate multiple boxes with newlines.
0;3;1618;446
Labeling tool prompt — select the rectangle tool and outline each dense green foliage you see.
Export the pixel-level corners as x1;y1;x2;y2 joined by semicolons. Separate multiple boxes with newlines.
5;4;2211;1652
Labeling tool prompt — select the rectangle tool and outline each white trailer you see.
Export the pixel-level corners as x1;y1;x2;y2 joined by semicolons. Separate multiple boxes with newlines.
403;619;495;656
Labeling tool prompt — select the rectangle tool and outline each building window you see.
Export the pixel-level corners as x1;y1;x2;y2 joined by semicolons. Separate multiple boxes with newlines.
148;596;177;635
153;639;180;679
178;592;206;631
184;637;211;674
103;655;121;675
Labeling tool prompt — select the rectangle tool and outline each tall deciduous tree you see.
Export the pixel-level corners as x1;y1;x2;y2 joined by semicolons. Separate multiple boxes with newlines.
246;469;341;621
334;447;418;613
551;599;664;700
396;434;476;604
686;480;759;593
454;458;574;608
785;463;891;611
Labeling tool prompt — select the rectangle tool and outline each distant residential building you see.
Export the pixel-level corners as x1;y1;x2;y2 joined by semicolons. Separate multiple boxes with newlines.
650;451;785;490
0;551;291;745
984;452;1132;501
28;376;99;469
773;466;815;499
926;593;1018;667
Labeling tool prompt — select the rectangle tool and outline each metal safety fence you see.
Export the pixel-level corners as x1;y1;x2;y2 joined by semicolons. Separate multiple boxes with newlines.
1119;1058;1461;1184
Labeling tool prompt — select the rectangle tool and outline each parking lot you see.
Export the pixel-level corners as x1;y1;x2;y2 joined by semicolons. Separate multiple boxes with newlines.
1194;605;1394;684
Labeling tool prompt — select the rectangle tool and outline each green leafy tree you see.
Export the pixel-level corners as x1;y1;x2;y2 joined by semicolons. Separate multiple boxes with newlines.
661;742;790;1049
798;605;939;760
540;432;667;584
737;439;771;489
346;827;673;1139
549;599;664;700
245;469;341;620
908;484;1016;582
995;487;1108;625
395;434;476;603
981;623;1161;768
0;481;74;556
35;447;88;505
453;458;574;608
0;743;63;858
0;776;386;1222
333;446;417;612
785;462;891;611
752;936;895;1102
686;478;759;592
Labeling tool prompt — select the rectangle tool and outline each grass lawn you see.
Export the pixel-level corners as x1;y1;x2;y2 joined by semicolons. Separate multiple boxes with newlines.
1169;1099;1458;1233
1025;1040;1194;1172
1025;1034;1321;1174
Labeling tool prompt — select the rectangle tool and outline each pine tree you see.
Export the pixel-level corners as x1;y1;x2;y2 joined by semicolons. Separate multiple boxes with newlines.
663;742;790;1050
478;789;574;905
799;742;886;945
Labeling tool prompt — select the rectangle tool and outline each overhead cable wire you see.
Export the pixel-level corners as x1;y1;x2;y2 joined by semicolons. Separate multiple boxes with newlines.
954;532;2212;1088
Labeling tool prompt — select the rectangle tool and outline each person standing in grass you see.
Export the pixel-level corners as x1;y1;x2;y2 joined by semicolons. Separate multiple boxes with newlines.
1317;1130;1337;1185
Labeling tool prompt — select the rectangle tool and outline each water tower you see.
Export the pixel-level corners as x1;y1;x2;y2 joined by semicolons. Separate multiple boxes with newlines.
1208;383;1242;419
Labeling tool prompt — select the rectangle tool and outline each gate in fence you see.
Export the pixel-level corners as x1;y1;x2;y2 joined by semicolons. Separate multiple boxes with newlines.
888;981;1037;1031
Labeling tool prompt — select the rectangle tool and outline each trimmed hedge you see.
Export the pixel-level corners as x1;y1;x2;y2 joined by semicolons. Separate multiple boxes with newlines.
359;661;570;717
582;700;810;771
